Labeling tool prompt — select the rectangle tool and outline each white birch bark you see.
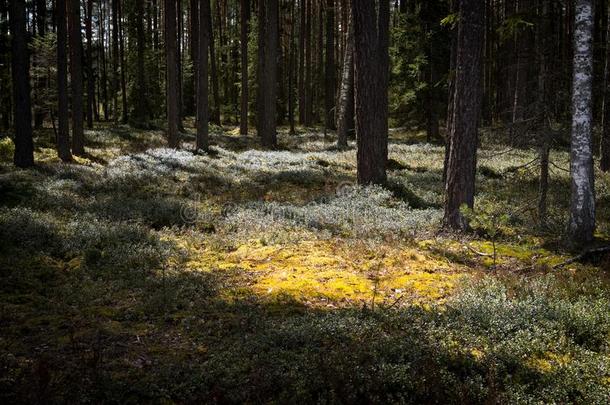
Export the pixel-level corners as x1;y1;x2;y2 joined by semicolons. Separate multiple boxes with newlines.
568;0;596;244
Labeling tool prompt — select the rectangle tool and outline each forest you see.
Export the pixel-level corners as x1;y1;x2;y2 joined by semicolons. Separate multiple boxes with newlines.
1;0;610;402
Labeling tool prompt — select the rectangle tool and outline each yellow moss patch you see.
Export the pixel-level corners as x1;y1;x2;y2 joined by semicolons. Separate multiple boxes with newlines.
177;238;466;307
527;352;572;374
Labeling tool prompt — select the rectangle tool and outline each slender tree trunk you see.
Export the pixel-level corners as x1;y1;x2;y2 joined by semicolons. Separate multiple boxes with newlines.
288;0;296;134
352;0;389;185
57;0;72;161
443;0;458;184
325;0;336;130
601;0;610;172
256;0;266;137
85;0;94;129
197;0;210;151
111;0;119;120
240;0;249;135
443;0;484;230
298;0;306;125
100;0;109;120
207;0;220;124
166;0;180;147
568;0;596;244
134;0;148;126
537;0;551;225
68;0;85;155
118;0;128;122
304;0;312;125
9;0;34;167
33;0;47;129
189;0;199;116
337;12;354;149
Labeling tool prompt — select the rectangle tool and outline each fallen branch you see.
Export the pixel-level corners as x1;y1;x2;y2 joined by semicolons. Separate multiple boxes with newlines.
516;246;610;272
552;246;610;270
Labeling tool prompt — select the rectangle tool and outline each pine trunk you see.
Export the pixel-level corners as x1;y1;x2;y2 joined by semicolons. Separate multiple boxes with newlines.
57;0;72;161
197;0;210;151
337;13;354;149
68;0;85;155
165;0;180;147
9;0;34;167
352;0;389;185
443;0;484;230
239;0;249;135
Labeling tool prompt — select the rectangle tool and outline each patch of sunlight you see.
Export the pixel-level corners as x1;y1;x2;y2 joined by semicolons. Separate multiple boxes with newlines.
178;238;465;307
471;241;569;268
526;352;572;374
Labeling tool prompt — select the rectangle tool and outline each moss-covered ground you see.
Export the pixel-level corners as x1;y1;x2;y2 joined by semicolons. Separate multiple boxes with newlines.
0;124;609;403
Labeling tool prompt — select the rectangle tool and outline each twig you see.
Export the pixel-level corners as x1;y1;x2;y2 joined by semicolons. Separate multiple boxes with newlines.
465;244;493;257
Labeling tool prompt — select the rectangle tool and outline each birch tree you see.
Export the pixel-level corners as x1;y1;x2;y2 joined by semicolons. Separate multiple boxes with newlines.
568;0;596;244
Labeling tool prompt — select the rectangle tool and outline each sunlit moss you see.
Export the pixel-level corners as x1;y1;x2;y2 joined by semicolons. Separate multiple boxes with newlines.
174;238;464;307
527;352;572;374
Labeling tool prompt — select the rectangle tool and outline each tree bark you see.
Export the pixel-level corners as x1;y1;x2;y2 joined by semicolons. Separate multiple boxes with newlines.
118;0;128;123
337;12;354;149
206;0;220;124
197;0;210;151
85;0;94;128
239;0;249;135
68;0;85;155
57;0;72;161
260;0;278;148
165;0;180;147
9;0;34;167
568;0;596;244
133;0;148;127
443;0;484;230
325;0;336;130
298;0;306;125
601;0;610;172
352;0;389;185
443;0;458;184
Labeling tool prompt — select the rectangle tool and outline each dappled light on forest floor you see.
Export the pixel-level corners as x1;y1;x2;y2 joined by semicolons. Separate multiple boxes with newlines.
1;128;610;402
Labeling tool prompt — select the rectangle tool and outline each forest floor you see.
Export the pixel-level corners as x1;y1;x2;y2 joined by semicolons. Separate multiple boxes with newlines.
1;123;609;403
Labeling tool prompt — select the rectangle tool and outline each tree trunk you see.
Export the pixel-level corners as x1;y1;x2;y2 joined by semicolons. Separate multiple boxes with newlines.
111;0;119;120
443;0;484;230
298;0;306;125
197;0;210;151
68;0;85;155
261;0;278;148
100;0;109;121
443;0;458;184
134;0;148;127
165;0;180;147
288;0;296;134
256;0;266;137
325;0;336;130
537;0;551;225
239;0;249;135
9;0;34;167
337;12;354;149
568;0;596;244
85;0;94;129
207;0;221;124
118;0;128;123
352;0;389;185
57;0;72;161
601;0;610;172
